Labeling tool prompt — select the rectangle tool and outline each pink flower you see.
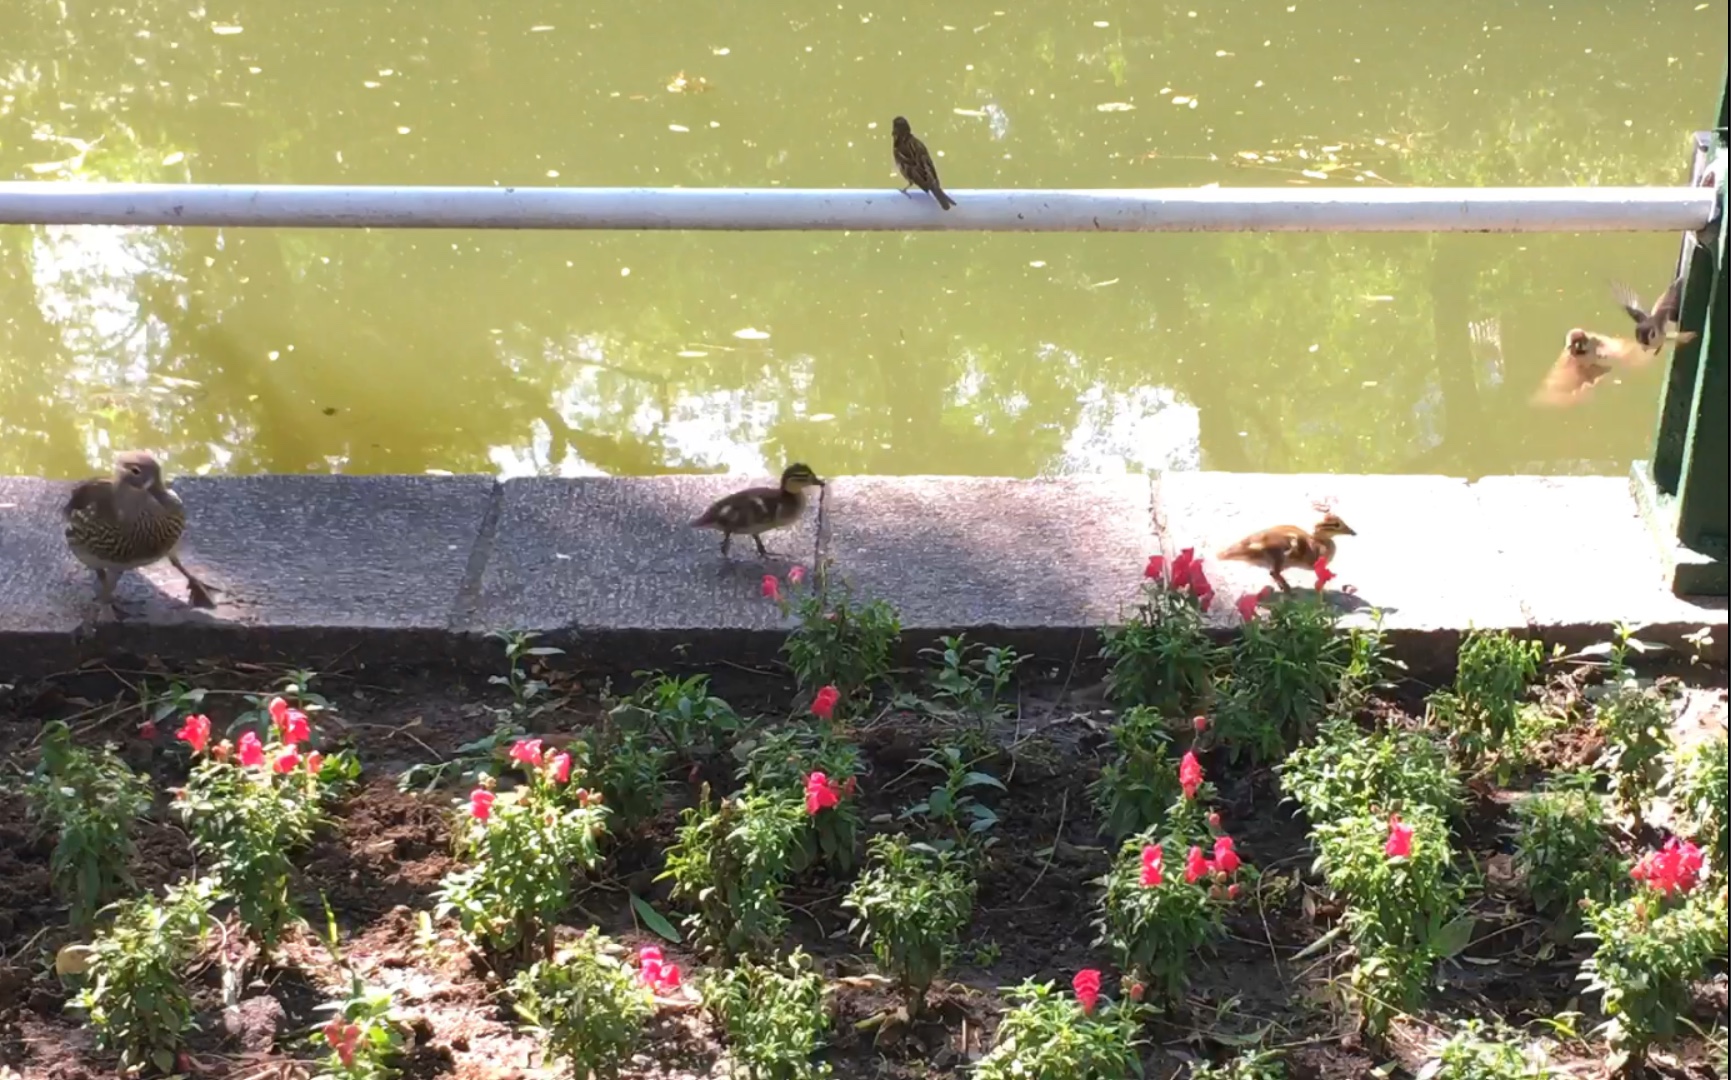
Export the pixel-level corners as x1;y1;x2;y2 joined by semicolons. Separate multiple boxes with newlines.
281;709;311;745
273;746;301;774
1207;811;1223;831
1179;750;1204;800
638;945;683;994
509;738;544;767
1185;845;1210;884
761;574;781;601
1212;835;1241;877
548;751;572;785
788;565;807;586
1385;814;1415;859
804;771;842;815
1228;883;1242;901
139;720;158;740
1139;844;1164;887
1314;558;1337;590
810;684;840;720
306;751;324;776
1193;715;1209;734
177;714;211;755
268;697;290;729
1631;838;1705;897
238;731;265;767
1071;969;1102;1015
1144;555;1166;581
468;788;496;821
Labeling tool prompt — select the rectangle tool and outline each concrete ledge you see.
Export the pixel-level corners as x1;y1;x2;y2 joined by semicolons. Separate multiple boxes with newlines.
2;471;1724;678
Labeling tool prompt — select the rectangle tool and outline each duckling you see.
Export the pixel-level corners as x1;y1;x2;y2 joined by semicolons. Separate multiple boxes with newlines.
1218;512;1356;592
1530;328;1658;408
691;463;825;558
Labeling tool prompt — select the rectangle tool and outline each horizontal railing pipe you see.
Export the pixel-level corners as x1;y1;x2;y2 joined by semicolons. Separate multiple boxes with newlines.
0;182;1716;233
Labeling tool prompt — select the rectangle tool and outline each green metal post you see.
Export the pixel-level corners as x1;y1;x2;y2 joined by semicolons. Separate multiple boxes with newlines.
1630;62;1729;596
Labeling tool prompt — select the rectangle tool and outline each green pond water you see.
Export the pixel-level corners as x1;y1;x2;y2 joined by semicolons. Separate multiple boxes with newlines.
1;0;1725;481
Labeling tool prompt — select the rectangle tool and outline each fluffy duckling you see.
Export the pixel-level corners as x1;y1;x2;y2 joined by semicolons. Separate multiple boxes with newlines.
1218;512;1356;592
692;463;825;558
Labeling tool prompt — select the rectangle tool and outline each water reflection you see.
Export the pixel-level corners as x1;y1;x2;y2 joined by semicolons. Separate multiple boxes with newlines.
1;0;1722;479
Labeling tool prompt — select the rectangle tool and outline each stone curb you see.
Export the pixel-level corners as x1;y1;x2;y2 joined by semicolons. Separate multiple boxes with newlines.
2;472;1724;678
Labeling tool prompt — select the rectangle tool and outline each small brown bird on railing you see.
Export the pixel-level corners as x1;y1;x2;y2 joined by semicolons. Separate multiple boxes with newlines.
1218;512;1357;592
63;450;218;617
691;463;825;559
891;117;956;210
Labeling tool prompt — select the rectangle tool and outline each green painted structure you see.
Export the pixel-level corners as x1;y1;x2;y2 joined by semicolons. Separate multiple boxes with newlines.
1632;61;1730;597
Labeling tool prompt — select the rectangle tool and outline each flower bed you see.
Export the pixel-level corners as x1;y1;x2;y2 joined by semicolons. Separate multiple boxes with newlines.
0;567;1725;1080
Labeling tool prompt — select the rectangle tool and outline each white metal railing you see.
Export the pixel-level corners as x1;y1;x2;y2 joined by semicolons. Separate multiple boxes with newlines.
0;182;1716;233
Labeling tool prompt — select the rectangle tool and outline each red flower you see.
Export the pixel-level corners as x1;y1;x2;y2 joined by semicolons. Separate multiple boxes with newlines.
468;788;496;821
509;738;544;767
306;751;324;776
281;709;311;745
1195;587;1216;612
1071;969;1102;1015
177;714;211;755
1185;845;1210;884
139;720;158;740
1212;835;1241;876
1139;843;1165;887
1128;981;1145;1002
761;574;781;601
322;1016;361;1066
268;696;290;729
549;751;573;785
273;746;301;774
1144;555;1166;581
1385;814;1415;859
788;565;807;585
810;684;840;720
238;731;265;767
1314;558;1337;589
804;771;842;815
638;945;683;994
1193;715;1209;734
1172;547;1196;583
1179;750;1204;800
1207;811;1223;831
1631;837;1705;897
1228;883;1242;901
1235;592;1262;623
1185;561;1212;597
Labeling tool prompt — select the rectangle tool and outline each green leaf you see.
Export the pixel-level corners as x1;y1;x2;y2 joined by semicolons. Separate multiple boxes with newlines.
961;771;1007;792
631;893;682;943
1430;914;1477;959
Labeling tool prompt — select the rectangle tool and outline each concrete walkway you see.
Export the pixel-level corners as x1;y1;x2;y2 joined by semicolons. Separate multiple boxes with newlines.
1;471;1724;676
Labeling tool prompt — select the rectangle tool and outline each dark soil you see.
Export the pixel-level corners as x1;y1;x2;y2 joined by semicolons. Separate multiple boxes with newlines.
0;660;1724;1080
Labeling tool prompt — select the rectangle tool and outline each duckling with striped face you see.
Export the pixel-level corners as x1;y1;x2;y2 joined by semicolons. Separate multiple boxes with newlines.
692;463;825;559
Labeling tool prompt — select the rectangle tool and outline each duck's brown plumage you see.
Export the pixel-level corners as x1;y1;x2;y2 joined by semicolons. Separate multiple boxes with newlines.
1218;513;1356;591
692;463;824;558
63;451;216;613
